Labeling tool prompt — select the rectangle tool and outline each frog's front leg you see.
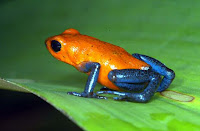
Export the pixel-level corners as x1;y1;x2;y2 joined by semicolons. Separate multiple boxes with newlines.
68;62;106;99
132;53;175;92
97;69;161;103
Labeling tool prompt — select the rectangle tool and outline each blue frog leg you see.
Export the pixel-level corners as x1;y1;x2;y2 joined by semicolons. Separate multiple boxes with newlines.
101;82;147;92
97;69;161;102
132;53;175;92
68;62;106;99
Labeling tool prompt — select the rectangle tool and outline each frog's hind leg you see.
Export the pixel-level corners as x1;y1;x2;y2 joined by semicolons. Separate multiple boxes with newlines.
97;69;161;102
101;83;147;92
114;82;147;92
132;53;175;92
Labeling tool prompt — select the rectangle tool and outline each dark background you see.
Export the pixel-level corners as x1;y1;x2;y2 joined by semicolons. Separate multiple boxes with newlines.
0;90;82;130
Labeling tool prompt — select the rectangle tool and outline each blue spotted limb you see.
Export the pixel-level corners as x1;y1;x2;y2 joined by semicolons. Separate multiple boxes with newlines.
68;62;106;99
97;69;161;103
100;82;147;92
132;53;175;92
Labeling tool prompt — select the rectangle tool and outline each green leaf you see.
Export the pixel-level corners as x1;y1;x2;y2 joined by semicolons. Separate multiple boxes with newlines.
1;0;200;130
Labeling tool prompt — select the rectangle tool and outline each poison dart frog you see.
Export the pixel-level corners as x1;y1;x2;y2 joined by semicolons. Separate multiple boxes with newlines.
45;28;175;102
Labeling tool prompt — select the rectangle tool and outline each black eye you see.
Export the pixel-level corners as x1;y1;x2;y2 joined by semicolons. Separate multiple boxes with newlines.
51;40;61;52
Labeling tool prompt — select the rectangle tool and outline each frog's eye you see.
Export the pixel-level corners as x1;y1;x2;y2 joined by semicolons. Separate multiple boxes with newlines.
51;40;61;52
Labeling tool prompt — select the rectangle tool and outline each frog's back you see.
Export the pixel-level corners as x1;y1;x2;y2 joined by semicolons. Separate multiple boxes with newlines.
70;34;149;69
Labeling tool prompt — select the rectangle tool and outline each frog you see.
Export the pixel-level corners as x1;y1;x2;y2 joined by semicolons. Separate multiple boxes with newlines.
45;28;175;102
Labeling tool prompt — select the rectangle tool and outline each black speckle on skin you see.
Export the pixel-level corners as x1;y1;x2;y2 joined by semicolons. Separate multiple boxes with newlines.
140;72;144;76
112;51;122;56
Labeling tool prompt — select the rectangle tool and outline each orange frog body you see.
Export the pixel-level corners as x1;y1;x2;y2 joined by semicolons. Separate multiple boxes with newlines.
45;28;175;102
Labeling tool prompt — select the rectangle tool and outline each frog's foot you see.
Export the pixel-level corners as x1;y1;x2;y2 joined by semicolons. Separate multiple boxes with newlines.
98;91;126;96
97;91;129;100
97;91;131;101
67;91;106;99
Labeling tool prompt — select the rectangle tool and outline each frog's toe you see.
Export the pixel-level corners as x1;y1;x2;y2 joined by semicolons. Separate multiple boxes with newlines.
97;91;107;94
97;95;107;99
97;91;131;101
67;92;83;97
113;96;127;101
97;91;126;96
67;91;107;99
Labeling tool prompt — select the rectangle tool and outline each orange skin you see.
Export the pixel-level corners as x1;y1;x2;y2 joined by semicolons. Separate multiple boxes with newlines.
45;28;150;90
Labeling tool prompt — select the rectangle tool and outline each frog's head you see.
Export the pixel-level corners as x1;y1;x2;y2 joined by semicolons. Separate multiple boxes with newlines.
45;28;80;66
